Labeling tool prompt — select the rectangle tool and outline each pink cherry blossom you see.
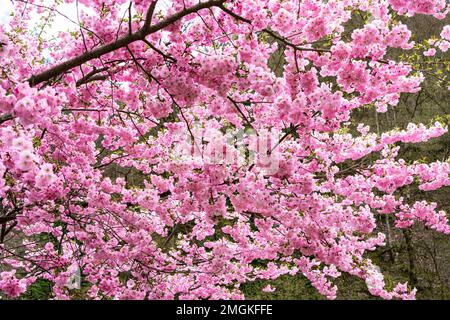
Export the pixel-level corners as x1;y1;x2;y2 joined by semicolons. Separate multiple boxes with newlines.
423;48;436;56
0;0;448;301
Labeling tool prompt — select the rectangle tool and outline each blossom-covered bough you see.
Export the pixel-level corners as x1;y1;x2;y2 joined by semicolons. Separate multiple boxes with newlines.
0;0;449;299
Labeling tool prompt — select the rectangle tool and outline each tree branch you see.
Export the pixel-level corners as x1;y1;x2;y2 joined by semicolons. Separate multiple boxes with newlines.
218;6;331;53
0;216;16;224
0;114;13;125
28;0;226;87
75;67;109;86
262;29;331;53
141;0;158;34
218;4;251;24
227;96;258;134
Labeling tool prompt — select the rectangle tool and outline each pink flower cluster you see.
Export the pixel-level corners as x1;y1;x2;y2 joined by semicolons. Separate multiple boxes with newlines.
0;0;448;300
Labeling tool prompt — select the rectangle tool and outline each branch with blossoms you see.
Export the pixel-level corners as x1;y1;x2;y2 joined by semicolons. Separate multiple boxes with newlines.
0;0;449;301
28;0;227;87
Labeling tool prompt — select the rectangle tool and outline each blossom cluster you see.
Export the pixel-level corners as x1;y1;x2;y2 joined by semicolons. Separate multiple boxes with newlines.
0;0;448;300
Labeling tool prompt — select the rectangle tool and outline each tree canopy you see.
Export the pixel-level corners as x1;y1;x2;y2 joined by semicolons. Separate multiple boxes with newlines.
0;0;449;300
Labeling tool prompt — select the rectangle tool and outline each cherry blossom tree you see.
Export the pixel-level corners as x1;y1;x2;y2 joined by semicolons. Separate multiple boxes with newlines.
0;0;449;300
